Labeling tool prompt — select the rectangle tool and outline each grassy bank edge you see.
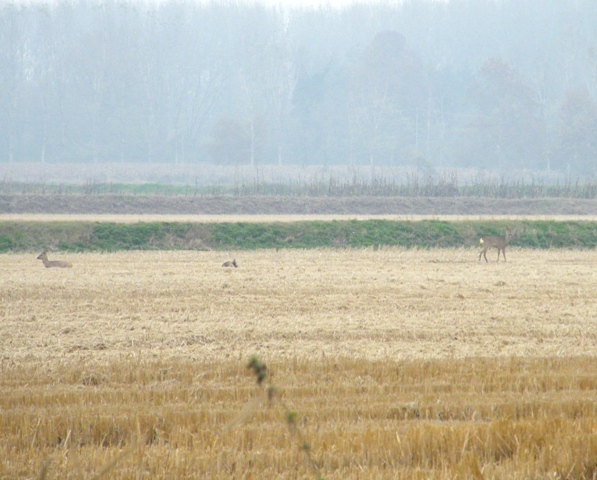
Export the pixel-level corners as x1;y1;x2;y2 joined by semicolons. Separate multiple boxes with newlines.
1;219;596;253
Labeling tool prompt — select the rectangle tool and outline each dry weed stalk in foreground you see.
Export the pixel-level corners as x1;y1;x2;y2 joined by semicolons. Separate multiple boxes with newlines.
241;355;321;477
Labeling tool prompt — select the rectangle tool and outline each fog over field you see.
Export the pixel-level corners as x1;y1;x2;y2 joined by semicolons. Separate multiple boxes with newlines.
1;0;596;176
3;3;597;476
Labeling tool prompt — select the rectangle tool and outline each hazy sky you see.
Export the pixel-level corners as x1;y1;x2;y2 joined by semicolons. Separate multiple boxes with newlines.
16;0;396;7
257;0;391;6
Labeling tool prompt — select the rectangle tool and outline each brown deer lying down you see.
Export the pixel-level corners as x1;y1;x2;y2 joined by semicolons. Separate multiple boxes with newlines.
37;251;73;268
478;229;513;263
222;259;238;268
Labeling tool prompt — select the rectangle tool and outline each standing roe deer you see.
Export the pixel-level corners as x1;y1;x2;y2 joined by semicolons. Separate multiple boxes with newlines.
37;251;73;268
478;229;513;263
222;259;238;268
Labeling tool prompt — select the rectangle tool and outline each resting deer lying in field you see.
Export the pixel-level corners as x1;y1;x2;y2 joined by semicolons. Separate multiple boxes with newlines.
478;229;513;263
37;251;73;268
222;259;238;268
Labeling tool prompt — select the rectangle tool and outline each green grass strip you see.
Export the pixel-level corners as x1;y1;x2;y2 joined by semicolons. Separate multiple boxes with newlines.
1;220;596;253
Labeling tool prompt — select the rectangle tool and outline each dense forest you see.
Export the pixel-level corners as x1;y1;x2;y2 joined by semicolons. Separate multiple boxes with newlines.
0;0;596;175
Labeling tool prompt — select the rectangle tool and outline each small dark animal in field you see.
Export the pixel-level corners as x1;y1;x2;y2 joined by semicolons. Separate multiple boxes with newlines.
222;259;238;268
37;251;73;268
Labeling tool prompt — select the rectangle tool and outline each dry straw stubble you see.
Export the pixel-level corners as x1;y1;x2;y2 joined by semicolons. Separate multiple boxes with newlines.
1;248;597;478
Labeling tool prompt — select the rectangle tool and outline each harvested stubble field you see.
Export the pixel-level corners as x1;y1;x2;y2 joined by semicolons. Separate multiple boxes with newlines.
1;248;597;479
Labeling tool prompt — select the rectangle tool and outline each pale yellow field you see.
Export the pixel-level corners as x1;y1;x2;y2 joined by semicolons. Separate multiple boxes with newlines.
2;248;596;363
1;248;597;478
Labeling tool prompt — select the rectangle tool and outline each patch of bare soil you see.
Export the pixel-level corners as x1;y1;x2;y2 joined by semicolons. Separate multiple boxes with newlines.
2;194;597;215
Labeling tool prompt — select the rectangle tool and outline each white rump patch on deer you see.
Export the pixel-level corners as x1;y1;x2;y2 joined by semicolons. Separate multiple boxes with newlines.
478;229;513;263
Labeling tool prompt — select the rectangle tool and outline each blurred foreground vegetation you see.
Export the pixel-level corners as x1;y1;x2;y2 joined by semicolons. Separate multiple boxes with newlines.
2;356;597;479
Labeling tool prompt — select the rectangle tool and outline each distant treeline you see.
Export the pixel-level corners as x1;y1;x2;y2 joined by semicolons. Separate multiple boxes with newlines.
0;0;596;174
1;220;596;252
